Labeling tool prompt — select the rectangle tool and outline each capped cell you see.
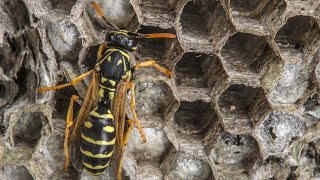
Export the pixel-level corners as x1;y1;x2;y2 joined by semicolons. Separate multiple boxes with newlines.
255;112;305;159
162;149;213;180
208;132;261;180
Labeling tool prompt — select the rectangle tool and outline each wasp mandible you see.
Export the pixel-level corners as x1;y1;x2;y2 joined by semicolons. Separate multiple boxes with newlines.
37;1;176;179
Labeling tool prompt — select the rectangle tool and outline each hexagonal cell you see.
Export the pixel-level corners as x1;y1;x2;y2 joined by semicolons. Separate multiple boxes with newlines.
127;128;172;162
86;0;136;29
162;150;213;180
218;84;271;133
0;165;33;180
47;21;81;63
171;100;218;154
275;16;320;53
136;26;181;67
174;53;225;88
11;111;46;147
301;94;320;129
134;80;176;127
32;135;79;179
220;32;280;77
267;16;319;105
131;0;180;28
208;132;260;179
255;112;305;158
229;0;286;34
178;0;233;52
48;0;77;13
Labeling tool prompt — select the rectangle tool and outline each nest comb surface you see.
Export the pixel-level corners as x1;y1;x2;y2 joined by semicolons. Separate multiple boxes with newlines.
0;0;320;179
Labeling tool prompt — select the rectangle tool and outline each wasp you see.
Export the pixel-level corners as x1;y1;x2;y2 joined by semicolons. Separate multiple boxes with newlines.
37;1;175;179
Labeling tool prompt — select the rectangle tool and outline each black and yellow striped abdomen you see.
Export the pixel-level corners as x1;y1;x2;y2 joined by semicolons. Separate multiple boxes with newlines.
80;104;116;176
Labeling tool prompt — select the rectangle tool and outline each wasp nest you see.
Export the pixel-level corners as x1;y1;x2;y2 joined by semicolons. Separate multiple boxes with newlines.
1;0;320;179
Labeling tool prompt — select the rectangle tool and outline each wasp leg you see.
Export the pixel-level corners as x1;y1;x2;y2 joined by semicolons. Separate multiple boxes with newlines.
97;43;106;60
124;119;135;146
37;70;94;93
116;119;134;180
129;81;147;143
64;95;79;171
134;60;172;77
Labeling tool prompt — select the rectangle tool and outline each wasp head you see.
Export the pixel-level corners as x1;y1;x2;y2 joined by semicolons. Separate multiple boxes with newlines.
105;30;137;52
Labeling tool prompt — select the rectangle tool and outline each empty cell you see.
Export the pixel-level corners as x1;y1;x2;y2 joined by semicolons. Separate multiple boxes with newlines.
230;0;261;13
12;112;45;147
221;32;278;75
174;53;224;88
174;101;217;140
52;82;79;119
180;0;231;41
209;133;260;179
135;81;174;118
132;0;178;28
255;112;305;158
0;165;33;180
218;84;266;127
136;26;177;62
49;0;77;12
275;16;320;50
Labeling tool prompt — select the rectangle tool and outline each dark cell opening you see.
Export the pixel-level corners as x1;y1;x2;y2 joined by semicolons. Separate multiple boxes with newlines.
136;26;177;62
13;112;45;147
275;16;320;50
174;100;216;139
230;0;261;13
221;32;277;75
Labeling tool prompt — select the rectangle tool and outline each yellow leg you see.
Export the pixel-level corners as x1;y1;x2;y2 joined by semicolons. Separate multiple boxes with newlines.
129;82;147;143
134;60;173;77
64;95;79;171
124;119;134;146
37;70;94;93
97;43;106;60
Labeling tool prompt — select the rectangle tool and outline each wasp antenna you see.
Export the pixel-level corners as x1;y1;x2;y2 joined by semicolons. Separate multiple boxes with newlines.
90;1;119;30
141;33;176;39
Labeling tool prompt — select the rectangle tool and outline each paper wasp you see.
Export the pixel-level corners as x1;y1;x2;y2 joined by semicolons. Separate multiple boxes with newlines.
37;1;175;179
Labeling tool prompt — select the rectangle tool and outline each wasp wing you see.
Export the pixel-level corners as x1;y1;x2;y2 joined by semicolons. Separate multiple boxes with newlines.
70;71;100;171
109;79;129;180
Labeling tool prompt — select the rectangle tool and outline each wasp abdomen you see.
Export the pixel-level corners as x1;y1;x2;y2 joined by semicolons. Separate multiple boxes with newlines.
80;106;116;176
